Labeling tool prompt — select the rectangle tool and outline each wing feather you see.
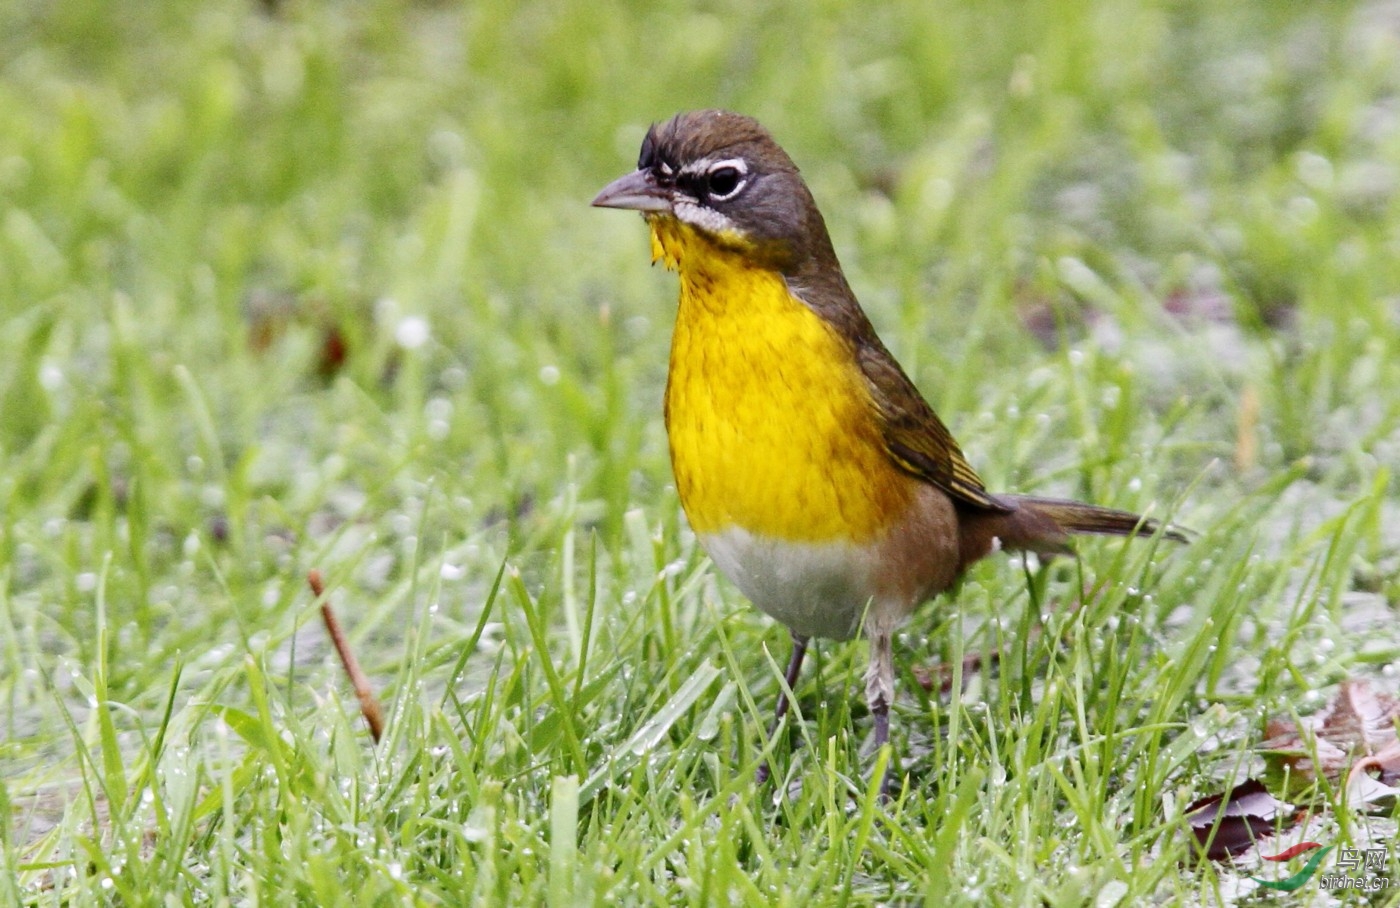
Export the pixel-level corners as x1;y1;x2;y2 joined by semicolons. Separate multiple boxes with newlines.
856;343;1010;513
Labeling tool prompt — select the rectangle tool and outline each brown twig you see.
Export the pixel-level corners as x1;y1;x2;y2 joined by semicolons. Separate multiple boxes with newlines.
308;569;385;742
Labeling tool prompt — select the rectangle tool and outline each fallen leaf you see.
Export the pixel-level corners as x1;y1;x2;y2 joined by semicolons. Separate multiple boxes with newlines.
1345;735;1400;809
1184;778;1294;861
1345;769;1400;809
1262;679;1400;786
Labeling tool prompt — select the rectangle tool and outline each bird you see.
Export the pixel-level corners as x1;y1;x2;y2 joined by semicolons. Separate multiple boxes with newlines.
592;109;1184;797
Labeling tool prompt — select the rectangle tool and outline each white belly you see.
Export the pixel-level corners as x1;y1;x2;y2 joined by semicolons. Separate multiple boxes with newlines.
700;526;878;641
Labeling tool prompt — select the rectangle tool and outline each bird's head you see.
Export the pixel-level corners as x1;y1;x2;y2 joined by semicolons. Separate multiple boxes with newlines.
592;110;831;273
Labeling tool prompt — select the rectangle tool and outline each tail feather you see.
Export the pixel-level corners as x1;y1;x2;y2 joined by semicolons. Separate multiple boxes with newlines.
1006;494;1189;544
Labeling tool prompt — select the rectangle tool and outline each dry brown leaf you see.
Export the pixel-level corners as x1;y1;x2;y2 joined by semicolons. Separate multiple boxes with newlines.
1184;778;1294;861
1261;679;1400;786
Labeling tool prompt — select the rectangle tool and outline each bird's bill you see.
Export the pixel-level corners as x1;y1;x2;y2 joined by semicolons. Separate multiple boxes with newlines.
591;170;672;212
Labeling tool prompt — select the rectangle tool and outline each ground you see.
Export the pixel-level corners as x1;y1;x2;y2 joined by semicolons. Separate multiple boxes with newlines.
2;1;1399;904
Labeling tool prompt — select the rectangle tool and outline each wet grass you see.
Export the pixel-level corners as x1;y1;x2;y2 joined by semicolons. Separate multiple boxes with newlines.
2;0;1398;904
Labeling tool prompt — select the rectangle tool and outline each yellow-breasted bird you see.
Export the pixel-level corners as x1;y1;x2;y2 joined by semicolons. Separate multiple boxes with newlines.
593;110;1185;795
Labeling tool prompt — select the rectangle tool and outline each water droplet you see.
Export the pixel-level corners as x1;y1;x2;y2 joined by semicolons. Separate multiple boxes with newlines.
395;315;430;350
39;361;64;391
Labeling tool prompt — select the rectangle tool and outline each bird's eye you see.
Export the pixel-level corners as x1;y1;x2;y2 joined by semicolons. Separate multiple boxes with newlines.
706;166;744;200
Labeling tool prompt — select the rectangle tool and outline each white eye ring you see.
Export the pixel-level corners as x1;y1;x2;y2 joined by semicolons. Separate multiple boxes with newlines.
704;159;748;201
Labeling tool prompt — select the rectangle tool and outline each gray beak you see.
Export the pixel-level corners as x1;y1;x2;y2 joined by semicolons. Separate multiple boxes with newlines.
591;169;672;211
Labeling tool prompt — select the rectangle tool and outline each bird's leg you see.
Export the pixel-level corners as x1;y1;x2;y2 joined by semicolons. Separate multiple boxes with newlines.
756;632;809;785
865;626;899;799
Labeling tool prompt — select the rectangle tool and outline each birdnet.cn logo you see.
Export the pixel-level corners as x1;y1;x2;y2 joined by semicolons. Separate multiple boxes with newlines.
1253;842;1393;893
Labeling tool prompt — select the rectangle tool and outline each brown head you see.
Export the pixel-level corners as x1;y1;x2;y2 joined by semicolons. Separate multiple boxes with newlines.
592;110;839;274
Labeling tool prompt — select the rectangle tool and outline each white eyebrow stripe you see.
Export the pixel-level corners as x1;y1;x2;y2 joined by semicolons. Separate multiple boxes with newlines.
678;156;749;177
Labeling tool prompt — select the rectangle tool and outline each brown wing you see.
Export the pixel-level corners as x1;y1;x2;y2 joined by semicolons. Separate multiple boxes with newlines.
856;341;1011;513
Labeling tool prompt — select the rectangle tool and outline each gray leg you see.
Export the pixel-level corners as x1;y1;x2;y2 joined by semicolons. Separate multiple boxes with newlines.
756;632;809;785
865;627;899;799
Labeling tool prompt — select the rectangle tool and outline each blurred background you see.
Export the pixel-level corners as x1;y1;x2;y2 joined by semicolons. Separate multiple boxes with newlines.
2;0;1398;900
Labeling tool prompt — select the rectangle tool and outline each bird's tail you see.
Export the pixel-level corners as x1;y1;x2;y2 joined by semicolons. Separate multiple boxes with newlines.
1006;494;1188;544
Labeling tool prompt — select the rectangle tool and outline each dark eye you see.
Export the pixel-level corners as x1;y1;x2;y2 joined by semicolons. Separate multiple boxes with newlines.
706;166;743;199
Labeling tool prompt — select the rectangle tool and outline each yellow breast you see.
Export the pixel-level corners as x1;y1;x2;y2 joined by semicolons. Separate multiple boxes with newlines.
653;218;914;543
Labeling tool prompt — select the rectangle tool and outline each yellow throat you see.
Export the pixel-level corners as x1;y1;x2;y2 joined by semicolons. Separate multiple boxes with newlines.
653;217;914;543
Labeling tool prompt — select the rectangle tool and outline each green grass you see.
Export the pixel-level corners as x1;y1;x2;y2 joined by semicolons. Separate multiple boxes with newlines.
3;0;1399;904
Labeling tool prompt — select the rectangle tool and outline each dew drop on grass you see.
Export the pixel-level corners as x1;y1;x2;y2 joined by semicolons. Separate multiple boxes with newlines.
1096;880;1129;907
1295;151;1334;189
441;562;465;580
1287;195;1319;225
75;572;96;592
39;361;64;391
395;315;430;350
426;396;453;420
427;129;466;168
539;365;560;386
